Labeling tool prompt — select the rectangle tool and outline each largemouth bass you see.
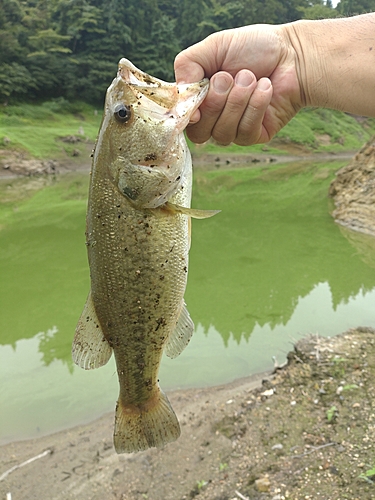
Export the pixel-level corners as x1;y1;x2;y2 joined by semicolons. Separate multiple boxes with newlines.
72;59;216;454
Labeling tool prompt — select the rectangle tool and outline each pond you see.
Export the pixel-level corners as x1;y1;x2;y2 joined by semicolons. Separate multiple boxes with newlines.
1;160;375;444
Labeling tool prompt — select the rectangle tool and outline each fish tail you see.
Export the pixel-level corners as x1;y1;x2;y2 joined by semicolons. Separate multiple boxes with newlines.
113;389;180;453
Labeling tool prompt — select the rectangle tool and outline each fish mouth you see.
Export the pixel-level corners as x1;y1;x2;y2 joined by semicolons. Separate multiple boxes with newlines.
105;60;208;209
117;58;209;132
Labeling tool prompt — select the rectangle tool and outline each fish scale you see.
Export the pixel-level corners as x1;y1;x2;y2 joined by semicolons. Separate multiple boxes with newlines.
72;58;217;453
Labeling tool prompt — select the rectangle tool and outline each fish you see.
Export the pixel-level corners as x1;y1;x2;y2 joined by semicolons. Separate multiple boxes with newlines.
71;58;218;454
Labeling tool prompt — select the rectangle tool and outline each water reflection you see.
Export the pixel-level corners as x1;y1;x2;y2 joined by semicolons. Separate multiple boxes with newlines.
37;326;74;373
339;225;375;270
1;164;375;441
1;164;375;354
186;164;375;344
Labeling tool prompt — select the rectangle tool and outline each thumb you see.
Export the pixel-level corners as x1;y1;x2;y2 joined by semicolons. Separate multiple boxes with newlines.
174;49;205;84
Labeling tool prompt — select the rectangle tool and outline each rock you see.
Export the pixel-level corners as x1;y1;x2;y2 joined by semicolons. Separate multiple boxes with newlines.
329;135;375;236
255;475;271;492
0;151;58;176
60;135;82;143
271;443;283;450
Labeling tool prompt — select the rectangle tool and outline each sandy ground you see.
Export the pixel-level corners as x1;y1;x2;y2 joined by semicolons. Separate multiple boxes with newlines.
1;328;375;500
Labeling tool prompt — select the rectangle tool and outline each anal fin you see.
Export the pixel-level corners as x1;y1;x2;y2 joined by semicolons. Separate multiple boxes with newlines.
164;301;194;359
72;291;113;370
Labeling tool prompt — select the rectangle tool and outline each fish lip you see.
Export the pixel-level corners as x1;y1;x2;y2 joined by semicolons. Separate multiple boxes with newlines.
118;58;169;87
174;80;209;132
116;58;209;130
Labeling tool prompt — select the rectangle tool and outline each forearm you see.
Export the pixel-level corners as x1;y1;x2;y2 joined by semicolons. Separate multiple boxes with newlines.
283;14;375;117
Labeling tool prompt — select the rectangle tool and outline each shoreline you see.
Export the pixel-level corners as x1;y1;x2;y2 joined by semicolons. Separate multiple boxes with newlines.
0;147;356;179
1;328;375;499
0;369;273;448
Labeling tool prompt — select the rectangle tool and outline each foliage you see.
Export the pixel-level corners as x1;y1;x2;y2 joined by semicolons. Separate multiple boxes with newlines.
300;2;340;19
2;0;372;104
336;0;375;15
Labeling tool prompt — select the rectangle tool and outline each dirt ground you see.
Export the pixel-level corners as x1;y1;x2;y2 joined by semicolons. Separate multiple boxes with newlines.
1;327;375;500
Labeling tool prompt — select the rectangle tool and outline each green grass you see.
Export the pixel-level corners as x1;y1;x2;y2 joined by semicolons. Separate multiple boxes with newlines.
277;108;375;151
190;108;375;155
1;101;374;160
0;99;102;159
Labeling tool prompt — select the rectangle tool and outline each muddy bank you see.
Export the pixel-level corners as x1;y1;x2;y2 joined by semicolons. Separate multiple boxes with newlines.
330;135;375;236
191;149;355;171
1;328;375;500
0;142;355;178
0;141;93;178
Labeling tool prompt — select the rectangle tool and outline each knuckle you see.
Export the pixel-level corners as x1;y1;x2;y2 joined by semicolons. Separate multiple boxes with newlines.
186;126;210;144
212;128;233;146
234;136;252;146
201;98;226;116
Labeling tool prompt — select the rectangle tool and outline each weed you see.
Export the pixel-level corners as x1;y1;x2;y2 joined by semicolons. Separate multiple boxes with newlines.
342;384;359;391
359;466;375;483
326;405;338;423
197;480;208;490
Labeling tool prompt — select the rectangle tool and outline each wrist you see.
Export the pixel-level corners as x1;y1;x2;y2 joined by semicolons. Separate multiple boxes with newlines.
282;14;375;116
280;19;330;109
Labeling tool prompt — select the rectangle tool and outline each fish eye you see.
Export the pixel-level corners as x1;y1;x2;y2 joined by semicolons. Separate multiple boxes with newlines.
114;104;131;123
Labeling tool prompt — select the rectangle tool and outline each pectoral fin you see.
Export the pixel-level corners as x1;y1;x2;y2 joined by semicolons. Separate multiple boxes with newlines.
164;301;194;359
72;291;113;369
164;202;220;219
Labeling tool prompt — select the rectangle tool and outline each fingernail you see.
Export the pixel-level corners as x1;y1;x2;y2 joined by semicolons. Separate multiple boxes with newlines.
189;109;200;124
212;74;232;94
257;78;271;91
235;70;254;87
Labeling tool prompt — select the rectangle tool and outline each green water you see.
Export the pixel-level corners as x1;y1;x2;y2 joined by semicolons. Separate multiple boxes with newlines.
1;162;375;444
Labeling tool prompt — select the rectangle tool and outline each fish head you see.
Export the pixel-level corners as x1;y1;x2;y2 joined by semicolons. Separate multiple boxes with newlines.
95;58;209;209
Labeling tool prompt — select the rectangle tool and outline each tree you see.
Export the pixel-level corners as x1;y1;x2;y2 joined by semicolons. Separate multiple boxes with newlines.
134;14;180;80
0;0;337;104
0;0;26;63
336;0;375;15
300;0;339;18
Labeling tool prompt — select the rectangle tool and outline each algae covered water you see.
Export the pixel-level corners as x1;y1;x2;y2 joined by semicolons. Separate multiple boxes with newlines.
1;161;375;443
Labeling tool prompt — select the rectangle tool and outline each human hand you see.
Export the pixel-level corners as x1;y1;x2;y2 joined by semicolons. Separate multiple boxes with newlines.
174;24;302;146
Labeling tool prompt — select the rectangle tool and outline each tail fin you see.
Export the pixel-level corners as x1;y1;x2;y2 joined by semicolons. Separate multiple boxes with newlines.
113;389;180;454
